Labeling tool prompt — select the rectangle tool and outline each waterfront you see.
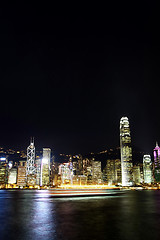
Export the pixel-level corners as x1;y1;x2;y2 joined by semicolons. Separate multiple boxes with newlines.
0;190;160;240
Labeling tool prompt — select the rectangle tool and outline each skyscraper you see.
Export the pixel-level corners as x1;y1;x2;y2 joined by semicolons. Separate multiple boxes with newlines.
26;138;36;186
0;157;8;188
26;138;35;176
41;148;51;186
59;163;72;184
92;160;102;184
17;161;26;187
8;168;17;185
143;155;152;184
106;159;121;185
35;157;41;186
120;117;133;186
153;142;160;182
132;165;141;185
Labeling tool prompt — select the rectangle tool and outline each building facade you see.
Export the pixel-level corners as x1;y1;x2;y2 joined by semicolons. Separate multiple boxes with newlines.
8;168;17;185
133;165;141;185
41;148;51;186
106;159;121;185
35;157;41;186
143;155;152;184
120;117;133;186
153;143;160;183
26;138;35;176
92;161;102;184
59;162;73;184
17;161;26;187
0;157;8;188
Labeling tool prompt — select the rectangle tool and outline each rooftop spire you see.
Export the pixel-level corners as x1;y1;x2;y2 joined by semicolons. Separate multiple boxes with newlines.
30;137;34;146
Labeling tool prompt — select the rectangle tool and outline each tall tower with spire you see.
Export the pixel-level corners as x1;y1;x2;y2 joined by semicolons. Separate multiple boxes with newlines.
120;117;133;186
153;142;160;182
26;137;35;176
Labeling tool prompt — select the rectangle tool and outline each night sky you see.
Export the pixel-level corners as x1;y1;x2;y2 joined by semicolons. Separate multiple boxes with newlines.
0;3;160;155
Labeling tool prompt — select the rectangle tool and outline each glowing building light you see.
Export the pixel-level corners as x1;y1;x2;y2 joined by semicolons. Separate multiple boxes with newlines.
143;155;152;184
120;117;133;186
42;158;48;164
133;165;141;185
153;142;160;182
59;162;73;185
26;138;35;175
41;148;51;186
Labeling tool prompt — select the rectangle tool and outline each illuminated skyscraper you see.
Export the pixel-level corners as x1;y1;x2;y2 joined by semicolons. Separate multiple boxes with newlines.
17;161;26;187
153;142;160;182
0;157;8;188
133;165;141;185
120;117;133;186
35;157;41;186
92;161;102;184
41;148;51;186
59;162;73;184
26;138;35;176
26;138;36;186
143;155;152;184
106;159;121;185
8;168;17;185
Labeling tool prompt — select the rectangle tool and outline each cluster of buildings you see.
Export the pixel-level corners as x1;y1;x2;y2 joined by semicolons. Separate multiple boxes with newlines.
0;140;52;188
119;117;159;186
0;117;160;188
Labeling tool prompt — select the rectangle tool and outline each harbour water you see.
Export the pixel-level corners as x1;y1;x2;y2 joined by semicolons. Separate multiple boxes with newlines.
0;189;160;240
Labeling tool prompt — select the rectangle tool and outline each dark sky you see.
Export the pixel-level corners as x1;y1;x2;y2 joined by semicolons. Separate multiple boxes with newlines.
0;3;160;155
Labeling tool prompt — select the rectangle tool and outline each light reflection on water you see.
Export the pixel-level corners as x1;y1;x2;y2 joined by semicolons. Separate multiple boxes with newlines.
0;190;160;240
31;199;56;239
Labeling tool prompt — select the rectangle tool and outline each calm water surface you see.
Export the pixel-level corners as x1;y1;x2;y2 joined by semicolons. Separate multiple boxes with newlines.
0;190;160;240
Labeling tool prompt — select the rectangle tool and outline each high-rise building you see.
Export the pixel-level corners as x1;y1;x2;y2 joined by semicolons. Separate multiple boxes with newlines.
17;161;26;187
26;138;35;176
0;157;8;188
59;162;73;184
82;158;92;178
143;155;152;184
35;157;41;186
8;168;17;185
138;163;144;184
120;117;133;186
132;165;141;185
92;161;102;184
153;143;160;182
26;138;36;186
77;155;83;175
41;148;51;186
106;159;121;185
50;161;59;186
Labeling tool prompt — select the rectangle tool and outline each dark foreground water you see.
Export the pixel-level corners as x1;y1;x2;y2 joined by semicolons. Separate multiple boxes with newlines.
0;190;160;240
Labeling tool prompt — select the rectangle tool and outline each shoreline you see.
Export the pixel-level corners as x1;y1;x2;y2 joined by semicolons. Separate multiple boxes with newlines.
0;186;160;190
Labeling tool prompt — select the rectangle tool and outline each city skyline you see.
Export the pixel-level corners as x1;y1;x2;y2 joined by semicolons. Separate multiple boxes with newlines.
0;118;158;169
0;115;160;188
0;121;158;157
1;129;160;189
1;4;160;240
